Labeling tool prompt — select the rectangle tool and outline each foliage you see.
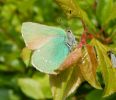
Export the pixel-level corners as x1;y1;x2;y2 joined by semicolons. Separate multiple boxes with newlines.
0;0;116;100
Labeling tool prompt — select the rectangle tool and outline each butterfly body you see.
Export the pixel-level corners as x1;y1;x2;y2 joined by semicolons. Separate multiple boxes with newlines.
110;53;116;68
65;29;77;51
21;22;76;74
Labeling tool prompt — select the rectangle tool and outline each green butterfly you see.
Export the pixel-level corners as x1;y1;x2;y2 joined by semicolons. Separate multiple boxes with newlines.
21;22;76;74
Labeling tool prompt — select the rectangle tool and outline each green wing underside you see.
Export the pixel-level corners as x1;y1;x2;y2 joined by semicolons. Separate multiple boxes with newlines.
21;22;66;50
31;37;69;74
21;22;70;73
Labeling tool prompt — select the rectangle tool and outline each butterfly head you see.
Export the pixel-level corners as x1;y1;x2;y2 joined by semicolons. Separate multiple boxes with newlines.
65;29;77;51
107;51;116;68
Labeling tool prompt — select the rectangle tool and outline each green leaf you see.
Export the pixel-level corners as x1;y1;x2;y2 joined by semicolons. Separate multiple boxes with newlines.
79;44;101;89
106;2;116;25
86;89;116;100
96;0;113;26
86;89;103;100
21;47;32;66
91;39;116;97
0;89;20;100
32;73;52;98
55;0;81;18
49;48;84;100
55;0;96;33
18;78;44;99
86;0;95;5
18;75;52;99
0;89;10;100
50;65;84;100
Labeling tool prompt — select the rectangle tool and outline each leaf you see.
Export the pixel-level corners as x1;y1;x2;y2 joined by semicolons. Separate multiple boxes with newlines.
18;78;44;99
18;75;52;99
86;89;116;100
86;0;95;6
0;89;10;100
50;65;84;100
55;0;81;18
55;0;96;33
49;48;84;100
79;44;101;89
0;88;20;100
32;72;52;98
91;39;116;97
86;89;103;100
21;47;32;66
96;0;113;26
58;48;82;71
105;2;116;25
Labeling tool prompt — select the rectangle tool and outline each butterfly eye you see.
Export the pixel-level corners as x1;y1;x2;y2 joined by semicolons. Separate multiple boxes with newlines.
67;30;71;32
66;30;72;34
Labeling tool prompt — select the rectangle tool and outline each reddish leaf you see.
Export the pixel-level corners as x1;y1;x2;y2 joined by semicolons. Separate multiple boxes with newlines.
49;48;84;100
79;44;101;89
57;48;82;72
91;39;116;96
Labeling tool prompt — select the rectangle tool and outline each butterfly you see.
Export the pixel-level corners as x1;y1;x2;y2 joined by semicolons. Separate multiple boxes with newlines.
21;22;77;74
107;51;116;68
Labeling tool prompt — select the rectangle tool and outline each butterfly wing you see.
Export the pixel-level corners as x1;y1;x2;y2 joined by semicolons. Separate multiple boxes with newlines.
111;53;116;68
31;37;69;74
21;22;66;50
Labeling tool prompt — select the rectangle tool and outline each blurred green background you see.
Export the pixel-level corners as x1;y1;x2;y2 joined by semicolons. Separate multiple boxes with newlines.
0;0;116;100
